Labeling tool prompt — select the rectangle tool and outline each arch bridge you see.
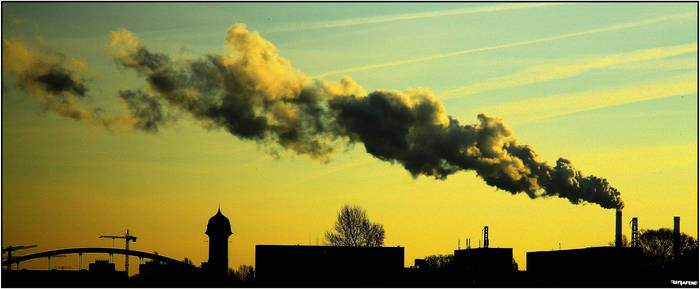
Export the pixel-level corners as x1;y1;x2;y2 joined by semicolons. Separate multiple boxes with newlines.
3;248;199;271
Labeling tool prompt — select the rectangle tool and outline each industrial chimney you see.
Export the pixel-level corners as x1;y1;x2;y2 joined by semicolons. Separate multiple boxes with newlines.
483;226;489;248
631;217;639;248
673;216;680;259
615;209;622;247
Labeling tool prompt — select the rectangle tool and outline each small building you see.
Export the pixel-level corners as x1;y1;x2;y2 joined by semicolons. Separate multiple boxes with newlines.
453;247;515;274
138;260;168;278
131;259;205;286
88;260;116;273
255;245;404;286
413;258;427;269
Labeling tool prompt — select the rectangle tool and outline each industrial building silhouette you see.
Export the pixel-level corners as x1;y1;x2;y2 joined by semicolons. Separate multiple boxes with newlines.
255;245;404;286
2;208;698;287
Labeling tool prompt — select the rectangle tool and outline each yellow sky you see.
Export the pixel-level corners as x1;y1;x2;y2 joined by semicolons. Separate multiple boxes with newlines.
1;3;697;276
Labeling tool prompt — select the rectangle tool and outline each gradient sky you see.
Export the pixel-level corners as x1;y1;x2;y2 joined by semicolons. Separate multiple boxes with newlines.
1;3;697;275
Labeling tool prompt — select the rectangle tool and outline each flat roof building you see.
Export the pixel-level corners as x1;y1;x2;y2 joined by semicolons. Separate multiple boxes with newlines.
527;246;645;286
453;247;514;274
255;245;404;286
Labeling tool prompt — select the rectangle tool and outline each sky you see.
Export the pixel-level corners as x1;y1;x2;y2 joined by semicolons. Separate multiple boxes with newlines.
1;2;697;275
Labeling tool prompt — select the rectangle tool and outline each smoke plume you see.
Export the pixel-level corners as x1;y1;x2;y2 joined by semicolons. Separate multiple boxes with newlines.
2;39;91;120
106;24;623;209
8;24;625;209
2;39;133;128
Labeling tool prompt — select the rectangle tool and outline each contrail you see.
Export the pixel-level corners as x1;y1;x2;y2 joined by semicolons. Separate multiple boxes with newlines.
313;12;695;78
439;42;697;99
267;3;565;33
479;72;697;125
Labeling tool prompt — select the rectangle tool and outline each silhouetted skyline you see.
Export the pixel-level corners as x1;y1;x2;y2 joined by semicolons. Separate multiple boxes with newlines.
3;210;697;286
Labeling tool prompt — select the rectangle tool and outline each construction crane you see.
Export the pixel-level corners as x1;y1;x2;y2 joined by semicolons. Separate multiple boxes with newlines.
99;229;137;274
3;245;37;270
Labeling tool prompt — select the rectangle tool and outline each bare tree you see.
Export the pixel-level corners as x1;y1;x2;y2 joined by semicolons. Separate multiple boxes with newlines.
325;205;385;247
229;264;255;282
422;254;454;269
639;228;698;271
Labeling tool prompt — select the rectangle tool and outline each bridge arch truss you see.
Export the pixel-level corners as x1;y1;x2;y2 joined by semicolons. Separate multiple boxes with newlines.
3;247;198;271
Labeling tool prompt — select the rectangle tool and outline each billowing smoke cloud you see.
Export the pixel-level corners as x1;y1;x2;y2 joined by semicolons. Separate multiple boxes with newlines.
109;27;350;158
117;89;173;133
2;39;133;128
7;24;625;209
107;24;623;209
2;39;91;120
328;93;623;208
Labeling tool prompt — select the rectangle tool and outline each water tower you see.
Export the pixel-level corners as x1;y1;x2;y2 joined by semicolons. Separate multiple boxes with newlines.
205;208;233;280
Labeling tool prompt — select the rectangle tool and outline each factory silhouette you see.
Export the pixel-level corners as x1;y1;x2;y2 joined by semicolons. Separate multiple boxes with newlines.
2;208;698;287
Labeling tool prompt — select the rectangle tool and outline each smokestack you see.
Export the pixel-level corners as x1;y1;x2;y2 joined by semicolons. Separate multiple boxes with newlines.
631;217;639;248
615;209;622;247
673;216;680;259
483;226;489;248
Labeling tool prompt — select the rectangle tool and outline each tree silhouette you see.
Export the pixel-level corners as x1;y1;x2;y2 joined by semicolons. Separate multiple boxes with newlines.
422;254;454;269
325;205;385;247
639;228;698;271
229;264;255;283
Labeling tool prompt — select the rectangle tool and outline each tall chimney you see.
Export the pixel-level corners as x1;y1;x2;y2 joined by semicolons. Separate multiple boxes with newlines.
615;209;622;247
631;217;639;248
483;226;489;248
673;216;680;259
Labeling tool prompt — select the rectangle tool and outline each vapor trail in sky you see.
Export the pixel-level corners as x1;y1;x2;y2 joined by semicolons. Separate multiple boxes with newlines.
267;3;564;33
104;24;623;209
439;43;697;99
313;12;695;78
